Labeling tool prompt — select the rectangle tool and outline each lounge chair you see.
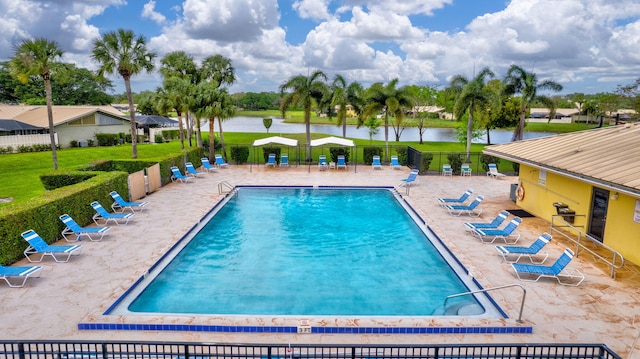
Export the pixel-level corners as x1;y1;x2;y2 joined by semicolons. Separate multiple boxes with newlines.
390;155;402;169
337;155;347;169
171;166;192;183
463;210;510;232
445;196;484;217
372;155;382;170
0;262;42;287
461;164;472;176
91;201;134;225
280;154;289;167
201;157;216;172
21;229;82;263
110;191;149;213
318;155;328;171
397;169;419;188
265;153;277;167
437;189;473;206
497;232;552;263
185;162;204;177
442;164;453;176
472;217;522;243
511;248;585;286
60;213;111;242
487;163;506;179
215;154;229;168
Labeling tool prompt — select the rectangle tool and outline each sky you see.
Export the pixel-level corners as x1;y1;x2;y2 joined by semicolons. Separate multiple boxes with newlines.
1;0;640;96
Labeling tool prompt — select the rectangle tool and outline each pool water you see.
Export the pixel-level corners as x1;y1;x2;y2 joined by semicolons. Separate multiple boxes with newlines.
126;187;482;316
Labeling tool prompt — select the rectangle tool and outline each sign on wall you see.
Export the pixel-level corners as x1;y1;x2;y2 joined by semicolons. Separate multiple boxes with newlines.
634;200;640;224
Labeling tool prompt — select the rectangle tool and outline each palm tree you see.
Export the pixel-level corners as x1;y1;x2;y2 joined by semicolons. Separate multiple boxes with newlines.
328;75;364;138
9;38;63;169
91;29;156;159
504;65;563;141
280;70;328;160
451;67;498;161
363;79;414;160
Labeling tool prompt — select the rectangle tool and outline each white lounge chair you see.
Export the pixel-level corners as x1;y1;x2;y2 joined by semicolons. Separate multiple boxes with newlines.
487;163;506;179
372;155;382;170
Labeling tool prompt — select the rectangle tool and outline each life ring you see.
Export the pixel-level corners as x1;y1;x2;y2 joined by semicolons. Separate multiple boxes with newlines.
516;184;525;201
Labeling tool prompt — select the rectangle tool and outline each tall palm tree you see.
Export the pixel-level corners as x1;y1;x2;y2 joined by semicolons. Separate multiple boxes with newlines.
159;51;197;149
451;67;498;161
363;79;414;160
328;75;364;138
9;38;63;169
92;29;156;159
280;70;328;160
504;65;563;141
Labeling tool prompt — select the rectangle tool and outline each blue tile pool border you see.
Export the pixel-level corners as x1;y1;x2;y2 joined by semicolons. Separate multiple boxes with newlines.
78;323;533;334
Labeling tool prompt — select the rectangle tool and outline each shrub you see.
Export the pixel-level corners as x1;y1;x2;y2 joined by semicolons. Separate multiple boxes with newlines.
480;154;500;172
395;147;408;165
87;139;94;147
17;145;33;153
0;146;13;154
96;133;119;146
70;140;79;148
363;146;383;165
262;147;281;163
154;134;165;143
40;171;97;190
419;152;434;174
329;147;349;163
447;153;463;175
230;146;249;164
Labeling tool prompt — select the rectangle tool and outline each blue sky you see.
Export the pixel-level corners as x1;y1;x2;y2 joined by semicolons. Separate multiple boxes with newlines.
1;0;640;96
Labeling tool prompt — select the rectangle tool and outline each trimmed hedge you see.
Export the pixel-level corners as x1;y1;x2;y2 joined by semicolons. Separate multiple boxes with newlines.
40;172;97;190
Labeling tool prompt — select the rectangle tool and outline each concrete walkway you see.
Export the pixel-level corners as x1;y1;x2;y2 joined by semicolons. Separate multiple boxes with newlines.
1;164;639;358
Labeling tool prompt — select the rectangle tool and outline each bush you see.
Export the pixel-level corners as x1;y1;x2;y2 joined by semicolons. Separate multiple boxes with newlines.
329;147;349;163
96;133;119;146
87;139;94;147
40;171;96;190
447;153;463;175
17;145;33;153
0;146;13;154
70;140;79;148
262;147;281;163
154;134;165;143
419;152;434;174
230;146;249;164
480;154;500;172
363;146;383;165
395;147;408;165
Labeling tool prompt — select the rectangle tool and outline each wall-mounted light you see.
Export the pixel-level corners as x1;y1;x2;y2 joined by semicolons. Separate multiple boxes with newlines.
611;192;619;200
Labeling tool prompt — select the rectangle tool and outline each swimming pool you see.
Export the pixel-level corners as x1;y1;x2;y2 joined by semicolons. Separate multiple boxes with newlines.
107;187;502;319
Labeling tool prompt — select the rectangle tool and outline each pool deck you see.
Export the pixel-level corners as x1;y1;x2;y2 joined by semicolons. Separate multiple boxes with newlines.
1;164;640;358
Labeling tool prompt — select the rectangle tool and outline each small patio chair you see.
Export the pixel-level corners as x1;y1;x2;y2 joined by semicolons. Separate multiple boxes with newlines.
215;154;229;168
337;155;347;169
0;263;43;287
171;166;192;183
60;213;111;242
390;155;402;169
487;163;506;179
461;164;472;176
185;162;204;177
437;189;473;206
110;191;149;213
372;155;382;170
497;232;552;263
511;248;585;286
265;153;277;167
397;169;419;188
318;155;328;171
280;153;290;167
471;217;522;243
21;229;82;263
91;201;134;225
442;164;453;176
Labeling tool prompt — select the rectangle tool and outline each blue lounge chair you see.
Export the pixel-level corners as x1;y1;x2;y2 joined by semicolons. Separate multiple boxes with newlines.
265;153;277;167
463;210;509;231
472;217;522;243
185;162;204;177
497;232;552;263
511;248;585;286
215;154;229;168
337;155;347;169
372;155;382;170
442;164;453;176
397;169;419;188
91;201;134;225
110;191;149;213
445;196;484;217
461;164;472;176
0;263;42;287
171;166;192;183
280;153;289;167
21;229;82;263
390;155;401;169
201;157;216;172
487;163;506;179
60;213;111;242
438;189;473;206
318;155;328;171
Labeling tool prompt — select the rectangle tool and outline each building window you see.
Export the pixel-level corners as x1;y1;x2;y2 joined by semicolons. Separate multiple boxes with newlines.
67;115;96;126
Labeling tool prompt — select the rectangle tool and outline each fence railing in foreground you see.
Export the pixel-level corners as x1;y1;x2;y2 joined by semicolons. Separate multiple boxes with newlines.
0;341;622;359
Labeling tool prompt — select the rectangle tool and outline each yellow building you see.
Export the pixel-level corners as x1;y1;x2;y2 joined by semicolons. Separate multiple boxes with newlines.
484;123;640;266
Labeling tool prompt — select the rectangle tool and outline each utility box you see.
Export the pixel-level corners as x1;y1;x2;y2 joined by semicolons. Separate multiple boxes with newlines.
510;183;518;202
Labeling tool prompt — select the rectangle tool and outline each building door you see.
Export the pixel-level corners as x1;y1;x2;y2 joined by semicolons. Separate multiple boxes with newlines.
588;188;609;242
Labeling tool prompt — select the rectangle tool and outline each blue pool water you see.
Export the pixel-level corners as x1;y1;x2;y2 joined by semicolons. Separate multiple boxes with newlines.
124;187;483;316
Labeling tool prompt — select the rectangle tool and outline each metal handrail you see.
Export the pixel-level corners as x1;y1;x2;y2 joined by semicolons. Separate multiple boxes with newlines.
217;181;234;194
550;215;624;278
444;284;527;323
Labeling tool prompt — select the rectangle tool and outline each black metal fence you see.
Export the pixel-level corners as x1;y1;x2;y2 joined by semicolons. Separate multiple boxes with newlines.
0;341;621;359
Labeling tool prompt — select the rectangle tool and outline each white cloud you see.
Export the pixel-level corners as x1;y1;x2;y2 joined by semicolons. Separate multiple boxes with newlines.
142;0;167;24
292;0;332;21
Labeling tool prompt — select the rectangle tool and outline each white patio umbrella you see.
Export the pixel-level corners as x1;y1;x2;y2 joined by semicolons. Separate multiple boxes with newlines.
252;136;298;147
309;136;357;172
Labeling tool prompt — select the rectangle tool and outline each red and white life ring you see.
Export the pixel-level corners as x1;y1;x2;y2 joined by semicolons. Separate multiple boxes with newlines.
516;184;525;201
